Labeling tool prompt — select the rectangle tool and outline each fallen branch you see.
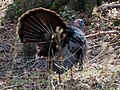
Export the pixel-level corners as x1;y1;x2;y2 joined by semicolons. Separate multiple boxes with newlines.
99;3;120;10
88;43;109;63
88;44;101;50
85;30;119;38
3;84;22;89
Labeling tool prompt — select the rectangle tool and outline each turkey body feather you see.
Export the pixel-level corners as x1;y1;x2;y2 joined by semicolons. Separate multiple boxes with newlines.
51;26;87;74
17;8;87;74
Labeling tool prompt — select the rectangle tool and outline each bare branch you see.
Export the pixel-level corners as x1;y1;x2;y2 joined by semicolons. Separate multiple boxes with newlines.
85;30;119;38
99;3;120;10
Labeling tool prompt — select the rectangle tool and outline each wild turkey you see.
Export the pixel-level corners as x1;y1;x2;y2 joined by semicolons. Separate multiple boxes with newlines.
17;8;87;76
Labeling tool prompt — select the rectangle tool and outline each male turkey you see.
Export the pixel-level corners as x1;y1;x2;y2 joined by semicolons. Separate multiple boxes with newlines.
17;8;87;75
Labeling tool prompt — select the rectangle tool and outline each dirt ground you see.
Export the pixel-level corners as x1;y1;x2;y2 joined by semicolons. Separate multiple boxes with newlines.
0;0;120;90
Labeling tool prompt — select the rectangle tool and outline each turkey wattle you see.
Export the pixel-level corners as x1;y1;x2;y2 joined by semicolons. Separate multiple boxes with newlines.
17;8;87;74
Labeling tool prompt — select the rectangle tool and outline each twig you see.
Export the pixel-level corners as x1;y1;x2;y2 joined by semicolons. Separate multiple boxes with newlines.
88;44;109;63
3;84;22;89
88;44;101;50
114;26;120;31
86;30;119;38
99;3;120;11
18;58;39;68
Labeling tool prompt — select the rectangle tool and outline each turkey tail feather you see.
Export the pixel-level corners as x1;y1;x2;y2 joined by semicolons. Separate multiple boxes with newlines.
17;8;69;57
17;8;68;43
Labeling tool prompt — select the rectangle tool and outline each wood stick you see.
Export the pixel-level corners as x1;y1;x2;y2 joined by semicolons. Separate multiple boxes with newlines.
85;30;119;38
99;4;120;10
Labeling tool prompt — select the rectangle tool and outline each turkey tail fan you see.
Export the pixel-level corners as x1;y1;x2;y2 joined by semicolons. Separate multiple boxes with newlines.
16;8;69;57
